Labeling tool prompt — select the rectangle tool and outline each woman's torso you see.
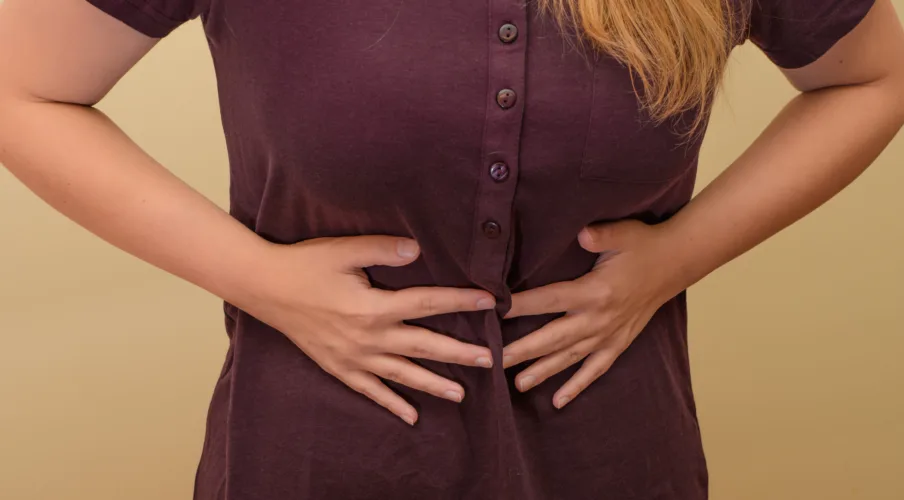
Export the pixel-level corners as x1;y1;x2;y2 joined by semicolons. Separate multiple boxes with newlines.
197;1;707;498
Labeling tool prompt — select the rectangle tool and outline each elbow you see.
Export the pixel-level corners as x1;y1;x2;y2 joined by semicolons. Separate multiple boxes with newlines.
0;82;100;115
885;69;904;127
0;86;36;163
867;71;904;132
0;88;17;148
0;84;31;128
894;91;904;128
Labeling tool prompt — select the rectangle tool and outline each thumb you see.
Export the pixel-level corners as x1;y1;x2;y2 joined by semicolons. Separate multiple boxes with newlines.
324;235;420;269
577;224;617;253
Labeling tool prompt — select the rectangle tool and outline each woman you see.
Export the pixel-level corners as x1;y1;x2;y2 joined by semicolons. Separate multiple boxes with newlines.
1;0;902;498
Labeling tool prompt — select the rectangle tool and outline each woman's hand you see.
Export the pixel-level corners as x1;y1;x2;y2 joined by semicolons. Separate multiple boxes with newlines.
502;220;686;409
239;236;497;426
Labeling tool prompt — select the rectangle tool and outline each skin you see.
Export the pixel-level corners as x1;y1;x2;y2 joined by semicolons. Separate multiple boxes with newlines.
503;0;904;408
1;0;903;424
0;0;497;427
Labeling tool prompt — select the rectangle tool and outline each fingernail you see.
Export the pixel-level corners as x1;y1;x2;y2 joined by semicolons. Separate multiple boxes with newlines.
518;375;536;392
402;413;417;426
475;356;493;368
579;228;594;244
443;390;463;403
396;240;419;258
554;395;571;409
476;297;496;310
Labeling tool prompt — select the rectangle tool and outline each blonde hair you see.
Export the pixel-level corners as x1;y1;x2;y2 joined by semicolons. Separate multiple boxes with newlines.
540;0;740;135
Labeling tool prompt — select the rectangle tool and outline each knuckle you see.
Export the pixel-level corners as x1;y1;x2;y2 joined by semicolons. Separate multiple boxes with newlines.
336;300;362;318
417;295;439;315
344;376;367;394
364;298;386;317
384;370;403;384
584;359;611;382
567;349;583;363
587;336;607;352
319;361;341;379
334;353;361;372
353;332;380;353
362;314;384;330
594;283;614;302
316;336;343;358
550;328;570;348
408;343;433;359
348;303;381;327
330;339;357;359
348;381;365;394
581;311;602;328
360;386;380;402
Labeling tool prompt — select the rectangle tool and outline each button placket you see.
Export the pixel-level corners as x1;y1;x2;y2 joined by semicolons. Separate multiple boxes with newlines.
468;2;528;292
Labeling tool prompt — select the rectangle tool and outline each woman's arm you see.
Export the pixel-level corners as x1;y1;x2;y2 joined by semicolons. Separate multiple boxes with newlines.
0;0;268;306
0;0;498;424
500;0;904;407
660;0;904;296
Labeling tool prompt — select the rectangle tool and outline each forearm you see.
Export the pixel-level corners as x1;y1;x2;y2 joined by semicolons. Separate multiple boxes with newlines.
0;97;268;307
659;80;904;293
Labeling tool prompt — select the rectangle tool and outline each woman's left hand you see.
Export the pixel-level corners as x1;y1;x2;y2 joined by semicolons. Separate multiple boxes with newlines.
502;219;686;409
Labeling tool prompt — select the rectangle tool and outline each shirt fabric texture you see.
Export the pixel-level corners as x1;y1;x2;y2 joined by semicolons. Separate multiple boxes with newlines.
83;0;876;498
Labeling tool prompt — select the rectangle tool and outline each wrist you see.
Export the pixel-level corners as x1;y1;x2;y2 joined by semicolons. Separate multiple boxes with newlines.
211;234;279;312
650;220;710;299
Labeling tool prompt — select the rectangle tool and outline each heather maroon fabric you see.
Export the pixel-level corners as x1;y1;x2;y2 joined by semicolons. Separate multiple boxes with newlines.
84;1;875;498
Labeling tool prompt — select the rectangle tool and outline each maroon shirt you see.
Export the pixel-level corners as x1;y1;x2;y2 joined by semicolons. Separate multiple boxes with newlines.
86;1;875;498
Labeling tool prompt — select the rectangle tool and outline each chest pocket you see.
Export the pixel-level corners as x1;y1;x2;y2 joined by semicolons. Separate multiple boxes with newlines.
580;57;704;184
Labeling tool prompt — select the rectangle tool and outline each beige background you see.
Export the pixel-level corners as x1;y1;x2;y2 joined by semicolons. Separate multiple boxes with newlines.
1;4;903;499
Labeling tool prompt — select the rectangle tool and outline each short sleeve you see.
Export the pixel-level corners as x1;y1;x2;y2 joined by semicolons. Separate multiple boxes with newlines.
85;0;207;38
747;0;876;68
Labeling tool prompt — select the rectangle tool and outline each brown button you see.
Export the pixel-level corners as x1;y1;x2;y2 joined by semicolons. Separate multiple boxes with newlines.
496;89;517;109
482;220;502;239
489;162;509;182
498;23;518;43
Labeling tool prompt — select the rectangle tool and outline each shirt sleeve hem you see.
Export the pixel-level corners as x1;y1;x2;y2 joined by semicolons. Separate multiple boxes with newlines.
764;0;877;70
85;0;183;38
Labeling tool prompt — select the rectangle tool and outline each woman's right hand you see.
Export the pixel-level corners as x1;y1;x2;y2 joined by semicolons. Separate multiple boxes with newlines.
0;0;497;429
0;0;495;426
238;235;497;426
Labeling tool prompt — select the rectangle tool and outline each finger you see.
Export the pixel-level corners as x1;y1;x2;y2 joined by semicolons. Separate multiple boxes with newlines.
322;235;422;269
343;371;419;425
368;355;467;404
502;314;588;368
382;325;494;368
377;286;496;320
513;337;598;392
578;224;622;254
553;347;620;409
505;280;587;318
